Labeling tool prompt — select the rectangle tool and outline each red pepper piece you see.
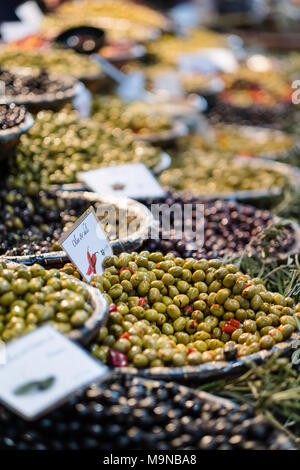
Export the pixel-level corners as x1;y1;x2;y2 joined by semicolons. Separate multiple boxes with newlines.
108;349;128;367
229;318;240;329
139;298;147;307
109;303;118;313
86;250;98;276
222;318;240;334
222;324;236;335
184;305;193;315
119;332;130;340
119;267;136;275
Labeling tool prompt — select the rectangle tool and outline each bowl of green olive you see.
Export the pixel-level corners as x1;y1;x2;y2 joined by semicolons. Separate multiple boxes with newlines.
6;108;164;187
91;95;188;147
212;124;300;162
159;137;300;207
0;261;108;346
86;252;300;383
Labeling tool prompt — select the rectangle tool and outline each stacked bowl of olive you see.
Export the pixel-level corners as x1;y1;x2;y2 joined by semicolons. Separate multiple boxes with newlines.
88;252;299;376
0;261;107;345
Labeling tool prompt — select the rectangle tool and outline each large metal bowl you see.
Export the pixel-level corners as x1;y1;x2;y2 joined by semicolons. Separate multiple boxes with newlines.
112;331;300;385
185;157;300;208
0;192;155;267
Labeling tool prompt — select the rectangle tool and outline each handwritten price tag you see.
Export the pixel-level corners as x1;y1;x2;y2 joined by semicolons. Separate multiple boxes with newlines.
59;207;113;282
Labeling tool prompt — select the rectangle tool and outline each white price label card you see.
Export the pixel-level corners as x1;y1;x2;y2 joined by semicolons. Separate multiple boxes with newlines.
0;22;37;43
78;163;166;199
59;206;113;282
0;326;109;421
178;48;238;75
152;72;184;98
117;71;147;102
15;1;44;26
73;82;92;118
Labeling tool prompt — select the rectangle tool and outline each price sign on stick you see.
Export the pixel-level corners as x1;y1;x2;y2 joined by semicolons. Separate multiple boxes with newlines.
59;207;113;282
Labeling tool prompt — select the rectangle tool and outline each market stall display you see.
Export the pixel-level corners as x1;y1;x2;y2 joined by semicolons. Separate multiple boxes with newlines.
0;0;300;453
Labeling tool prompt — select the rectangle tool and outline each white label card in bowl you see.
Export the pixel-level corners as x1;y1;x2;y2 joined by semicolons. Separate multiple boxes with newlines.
59;206;113;282
178;48;238;74
0;326;109;421
78;163;166;199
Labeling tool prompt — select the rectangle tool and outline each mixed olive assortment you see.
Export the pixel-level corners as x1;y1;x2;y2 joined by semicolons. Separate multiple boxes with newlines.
0;69;75;98
0;49;100;79
92;95;173;134
208;67;292;128
220;67;291;108
0;262;92;342
0;188;64;257
159;136;287;194
141;192;296;259
0;189;142;257
6;109;161;187
90;252;298;368
0;376;292;450
0;103;26;130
